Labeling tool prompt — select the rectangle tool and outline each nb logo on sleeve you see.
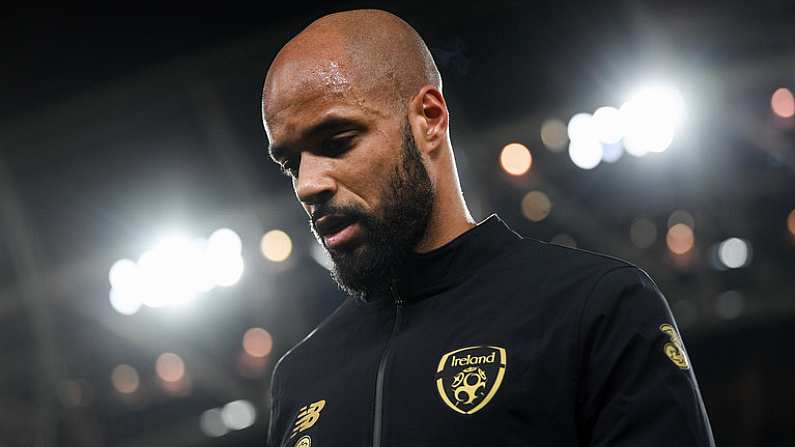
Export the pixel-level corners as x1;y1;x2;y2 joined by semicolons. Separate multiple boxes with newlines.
660;324;690;370
291;399;326;437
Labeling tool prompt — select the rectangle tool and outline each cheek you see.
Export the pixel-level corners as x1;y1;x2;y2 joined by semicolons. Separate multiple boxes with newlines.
347;139;402;198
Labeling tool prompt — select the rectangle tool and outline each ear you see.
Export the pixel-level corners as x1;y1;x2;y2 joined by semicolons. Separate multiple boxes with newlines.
408;86;449;156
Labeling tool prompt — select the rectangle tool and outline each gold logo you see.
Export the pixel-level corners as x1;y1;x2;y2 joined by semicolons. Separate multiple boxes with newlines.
660;324;690;369
435;346;507;414
294;435;311;447
291;400;326;436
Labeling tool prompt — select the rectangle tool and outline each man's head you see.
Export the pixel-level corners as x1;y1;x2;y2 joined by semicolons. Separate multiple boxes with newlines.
262;9;460;299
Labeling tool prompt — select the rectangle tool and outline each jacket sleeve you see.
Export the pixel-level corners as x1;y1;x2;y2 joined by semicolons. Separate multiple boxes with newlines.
576;266;715;446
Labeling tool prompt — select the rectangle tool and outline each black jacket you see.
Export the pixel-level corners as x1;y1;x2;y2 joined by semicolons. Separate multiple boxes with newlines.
267;214;715;447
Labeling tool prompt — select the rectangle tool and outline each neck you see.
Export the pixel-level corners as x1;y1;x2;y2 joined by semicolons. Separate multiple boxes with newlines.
414;154;476;253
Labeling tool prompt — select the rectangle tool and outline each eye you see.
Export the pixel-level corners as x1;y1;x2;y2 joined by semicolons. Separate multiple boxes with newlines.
322;133;356;156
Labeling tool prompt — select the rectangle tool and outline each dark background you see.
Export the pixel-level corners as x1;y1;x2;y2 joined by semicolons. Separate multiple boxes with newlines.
2;1;794;446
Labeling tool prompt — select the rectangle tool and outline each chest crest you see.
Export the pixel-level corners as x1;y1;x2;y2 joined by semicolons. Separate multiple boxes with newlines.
434;345;507;414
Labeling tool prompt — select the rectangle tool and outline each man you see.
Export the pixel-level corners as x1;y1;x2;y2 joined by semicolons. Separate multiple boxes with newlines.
261;9;714;447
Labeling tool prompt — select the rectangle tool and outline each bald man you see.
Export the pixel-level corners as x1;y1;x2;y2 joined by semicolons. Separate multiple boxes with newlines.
262;9;714;447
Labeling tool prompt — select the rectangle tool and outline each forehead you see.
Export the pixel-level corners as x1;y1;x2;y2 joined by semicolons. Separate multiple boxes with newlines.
263;59;392;143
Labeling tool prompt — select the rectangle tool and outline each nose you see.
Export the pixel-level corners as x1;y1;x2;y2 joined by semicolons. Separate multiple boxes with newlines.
294;152;337;208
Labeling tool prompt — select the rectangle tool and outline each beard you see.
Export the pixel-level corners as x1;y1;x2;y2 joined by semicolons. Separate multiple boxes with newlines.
311;121;434;301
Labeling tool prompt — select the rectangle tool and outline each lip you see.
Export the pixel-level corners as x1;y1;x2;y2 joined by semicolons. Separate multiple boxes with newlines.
323;221;361;249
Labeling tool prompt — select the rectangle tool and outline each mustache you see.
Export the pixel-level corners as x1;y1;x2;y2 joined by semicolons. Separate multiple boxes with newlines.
310;203;371;230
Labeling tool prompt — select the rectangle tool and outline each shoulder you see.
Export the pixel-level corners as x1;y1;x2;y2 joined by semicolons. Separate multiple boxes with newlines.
501;235;647;293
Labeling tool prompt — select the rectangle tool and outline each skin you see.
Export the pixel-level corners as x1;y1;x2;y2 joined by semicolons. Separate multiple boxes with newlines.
262;9;475;256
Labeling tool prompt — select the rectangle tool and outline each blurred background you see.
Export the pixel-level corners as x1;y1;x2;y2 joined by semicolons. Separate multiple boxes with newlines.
3;1;794;446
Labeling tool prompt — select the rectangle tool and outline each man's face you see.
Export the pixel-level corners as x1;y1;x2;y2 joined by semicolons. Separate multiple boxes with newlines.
264;67;434;299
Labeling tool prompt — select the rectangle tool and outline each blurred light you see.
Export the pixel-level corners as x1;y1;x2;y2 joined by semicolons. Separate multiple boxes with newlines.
156;352;185;383
243;328;273;358
715;290;744;320
201;408;228;437
550;233;577;248
311;243;334;270
620;85;685;155
211;254;245;287
109;259;138;289
668;209;695;230
540;118;568;151
630;217;657;249
111;364;140;394
666;223;694;255
718;237;750;268
261;230;293;262
207;229;245;287
138;236;200;307
57;380;87;408
521;190;552;222
221;400;257;431
160;375;191;396
237;351;268;378
788;209;795;237
109;287;143;316
771;87;795;118
568;138;603;170
499;143;533;176
191;238;216;293
592;106;623;144
601;142;624;163
567;113;596;142
108;228;246;311
207;228;243;257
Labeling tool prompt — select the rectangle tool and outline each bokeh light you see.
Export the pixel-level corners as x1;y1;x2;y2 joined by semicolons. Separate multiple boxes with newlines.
221;400;257;430
57;379;90;408
592;106;623;144
107;228;246;314
630;217;658;249
111;364;140;394
620;85;685;155
242;328;273;358
568;138;603;170
666;223;695;255
540;118;568;151
601;142;624;163
499;143;533;176
261;230;293;262
788;209;795;237
567;113;596;142
715;290;744;320
771;87;795;118
109;259;138;289
109;287;143;316
156;352;186;383
521;190;552;222
200;408;228;438
207;228;243;257
718;237;750;268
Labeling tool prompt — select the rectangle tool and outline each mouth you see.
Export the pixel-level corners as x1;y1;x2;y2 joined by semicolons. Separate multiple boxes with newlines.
314;215;361;249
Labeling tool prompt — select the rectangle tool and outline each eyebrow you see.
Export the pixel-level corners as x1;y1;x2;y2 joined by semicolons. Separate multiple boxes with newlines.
268;115;366;163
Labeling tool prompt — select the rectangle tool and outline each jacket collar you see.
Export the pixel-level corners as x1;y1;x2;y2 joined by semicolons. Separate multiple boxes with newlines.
374;213;521;304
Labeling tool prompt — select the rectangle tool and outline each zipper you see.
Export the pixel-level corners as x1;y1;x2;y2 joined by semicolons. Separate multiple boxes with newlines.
372;284;404;447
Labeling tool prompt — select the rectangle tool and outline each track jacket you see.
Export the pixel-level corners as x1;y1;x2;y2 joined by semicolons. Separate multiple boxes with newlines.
267;214;715;447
